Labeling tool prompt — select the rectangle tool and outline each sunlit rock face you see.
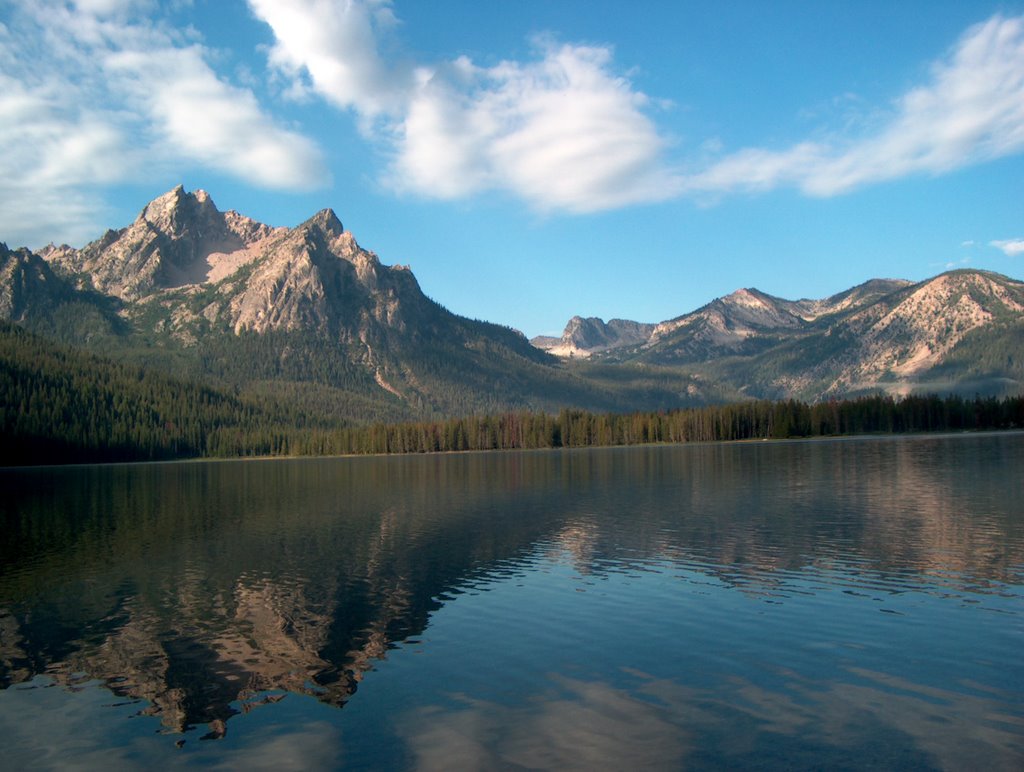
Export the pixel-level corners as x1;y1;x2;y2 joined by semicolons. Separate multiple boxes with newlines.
35;186;421;340
41;186;278;302
535;271;1024;400
0;244;69;322
32;186;463;371
4;185;1022;406
831;271;1024;384
532;316;657;358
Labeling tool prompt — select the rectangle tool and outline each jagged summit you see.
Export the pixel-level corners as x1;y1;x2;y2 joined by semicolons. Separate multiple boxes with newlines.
531;316;656;358
141;184;215;224
38;185;283;301
301;208;345;237
534;270;1024;398
3;186;1021;411
28;185;427;340
16;186;551;412
0;242;68;322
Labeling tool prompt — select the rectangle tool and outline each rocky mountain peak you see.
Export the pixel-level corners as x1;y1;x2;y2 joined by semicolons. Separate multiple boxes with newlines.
531;315;656;358
723;287;767;308
4;187;1023;413
40;186;286;301
0;242;67;322
139;184;222;238
793;278;912;320
714;287;801;325
302;208;345;239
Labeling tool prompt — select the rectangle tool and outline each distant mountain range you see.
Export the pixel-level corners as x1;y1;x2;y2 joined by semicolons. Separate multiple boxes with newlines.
534;271;1024;400
2;186;1022;424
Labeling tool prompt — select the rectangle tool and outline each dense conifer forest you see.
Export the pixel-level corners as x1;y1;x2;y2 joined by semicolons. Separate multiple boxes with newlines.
0;321;341;464
311;393;1024;457
2;320;1022;466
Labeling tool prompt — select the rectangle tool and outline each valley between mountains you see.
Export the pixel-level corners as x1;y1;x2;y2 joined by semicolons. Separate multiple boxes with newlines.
2;186;1022;443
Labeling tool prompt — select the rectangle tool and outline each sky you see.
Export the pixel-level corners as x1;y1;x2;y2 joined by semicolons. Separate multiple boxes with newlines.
1;0;1023;337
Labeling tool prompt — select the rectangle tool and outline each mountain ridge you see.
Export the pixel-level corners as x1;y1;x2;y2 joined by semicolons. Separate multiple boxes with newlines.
3;186;1022;419
8;187;709;419
534;268;1024;399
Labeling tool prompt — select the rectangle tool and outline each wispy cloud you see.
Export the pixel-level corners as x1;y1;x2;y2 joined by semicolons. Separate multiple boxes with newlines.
250;0;410;117
935;257;972;270
105;44;326;190
0;0;326;247
4;1;1023;245
392;41;680;212
249;0;678;213
252;2;1024;211
990;238;1024;256
688;14;1024;197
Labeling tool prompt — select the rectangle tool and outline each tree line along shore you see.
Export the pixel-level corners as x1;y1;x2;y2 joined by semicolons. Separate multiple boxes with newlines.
4;318;1022;465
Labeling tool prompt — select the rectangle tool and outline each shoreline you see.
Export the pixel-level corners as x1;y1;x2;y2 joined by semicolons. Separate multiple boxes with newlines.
5;427;1022;472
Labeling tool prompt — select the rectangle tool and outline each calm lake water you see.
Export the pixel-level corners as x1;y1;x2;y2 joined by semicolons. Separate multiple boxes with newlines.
1;433;1022;770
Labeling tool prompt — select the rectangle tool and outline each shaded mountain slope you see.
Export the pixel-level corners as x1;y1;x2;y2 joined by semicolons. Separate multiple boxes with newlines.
3;187;1020;417
11;187;705;419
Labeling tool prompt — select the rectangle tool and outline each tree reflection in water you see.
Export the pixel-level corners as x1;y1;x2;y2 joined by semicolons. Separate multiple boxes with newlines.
0;434;1021;767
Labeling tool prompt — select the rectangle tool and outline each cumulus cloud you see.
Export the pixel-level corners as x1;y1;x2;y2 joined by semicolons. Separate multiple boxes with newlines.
688;14;1024;196
249;0;410;117
251;2;1024;212
105;45;325;190
393;42;680;212
248;0;679;213
5;0;1024;245
0;0;326;247
990;238;1024;256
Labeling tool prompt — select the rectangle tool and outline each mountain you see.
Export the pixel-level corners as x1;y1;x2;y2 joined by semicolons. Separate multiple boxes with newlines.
537;279;914;362
6;187;703;421
533;317;657;358
794;269;1024;397
40;186;282;303
540;271;1024;400
2;186;1021;425
532;316;657;358
0;243;69;322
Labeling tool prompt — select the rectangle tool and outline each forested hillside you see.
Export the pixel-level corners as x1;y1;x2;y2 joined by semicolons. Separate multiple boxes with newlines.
3;319;1020;466
2;187;1023;463
541;270;1024;401
0;321;340;464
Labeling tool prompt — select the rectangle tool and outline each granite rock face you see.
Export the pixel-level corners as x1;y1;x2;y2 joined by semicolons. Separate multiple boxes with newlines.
532;316;656;358
534;271;1024;399
30;187;437;347
3;186;1022;405
8;186;557;413
42;186;281;302
0;243;70;322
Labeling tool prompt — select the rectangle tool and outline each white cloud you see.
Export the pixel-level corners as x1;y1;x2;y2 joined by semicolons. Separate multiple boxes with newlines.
688;14;1024;197
105;45;325;190
252;2;1024;212
0;0;326;248
4;0;1024;246
71;0;154;16
249;0;409;118
393;42;680;212
990;238;1024;256
249;0;678;213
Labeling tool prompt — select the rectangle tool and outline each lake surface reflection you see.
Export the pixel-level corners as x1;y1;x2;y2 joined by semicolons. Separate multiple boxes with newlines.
1;433;1022;769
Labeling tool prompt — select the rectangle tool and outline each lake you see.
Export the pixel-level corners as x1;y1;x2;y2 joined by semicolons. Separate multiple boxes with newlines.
1;433;1022;770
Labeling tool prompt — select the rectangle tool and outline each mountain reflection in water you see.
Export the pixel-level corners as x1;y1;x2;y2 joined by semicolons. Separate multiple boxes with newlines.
1;433;1022;768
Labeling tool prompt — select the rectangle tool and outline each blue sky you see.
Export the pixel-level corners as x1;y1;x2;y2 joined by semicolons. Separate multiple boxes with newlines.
2;0;1022;337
